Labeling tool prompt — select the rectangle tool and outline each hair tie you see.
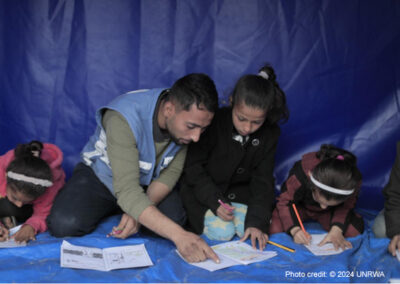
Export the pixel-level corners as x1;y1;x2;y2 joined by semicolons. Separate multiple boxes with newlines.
258;70;269;80
7;171;53;187
336;155;344;161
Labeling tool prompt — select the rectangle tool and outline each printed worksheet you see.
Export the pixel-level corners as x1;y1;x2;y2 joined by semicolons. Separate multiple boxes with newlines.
0;225;26;248
177;241;277;271
304;234;350;256
61;240;153;271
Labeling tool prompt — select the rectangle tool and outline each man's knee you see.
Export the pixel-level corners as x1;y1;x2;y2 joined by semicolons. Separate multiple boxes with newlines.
47;210;90;238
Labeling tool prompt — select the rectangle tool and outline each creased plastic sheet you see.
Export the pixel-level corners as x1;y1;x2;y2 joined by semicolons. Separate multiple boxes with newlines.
0;213;398;283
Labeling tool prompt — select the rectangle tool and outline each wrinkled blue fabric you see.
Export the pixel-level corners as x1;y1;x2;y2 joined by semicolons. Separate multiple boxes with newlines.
0;213;398;282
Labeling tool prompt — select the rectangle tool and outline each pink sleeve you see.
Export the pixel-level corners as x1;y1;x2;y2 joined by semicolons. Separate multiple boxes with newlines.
24;167;65;233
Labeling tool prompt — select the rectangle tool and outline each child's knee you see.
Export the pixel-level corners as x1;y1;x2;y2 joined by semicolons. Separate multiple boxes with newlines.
372;210;387;238
203;210;235;240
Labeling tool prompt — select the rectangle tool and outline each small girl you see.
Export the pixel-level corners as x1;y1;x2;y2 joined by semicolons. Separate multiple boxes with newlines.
269;144;363;250
0;141;65;242
180;64;289;250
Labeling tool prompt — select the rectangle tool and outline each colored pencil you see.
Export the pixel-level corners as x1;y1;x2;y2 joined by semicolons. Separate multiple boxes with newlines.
292;203;308;235
267;240;295;253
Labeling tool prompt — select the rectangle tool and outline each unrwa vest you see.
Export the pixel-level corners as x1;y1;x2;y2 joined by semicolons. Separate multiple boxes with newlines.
81;88;182;194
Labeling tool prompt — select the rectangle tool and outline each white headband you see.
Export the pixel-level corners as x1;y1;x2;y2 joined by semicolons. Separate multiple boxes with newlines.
310;174;354;195
258;70;269;80
7;171;53;187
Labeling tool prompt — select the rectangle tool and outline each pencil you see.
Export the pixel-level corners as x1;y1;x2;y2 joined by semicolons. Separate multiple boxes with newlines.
218;199;234;212
292;203;307;235
267;240;295;253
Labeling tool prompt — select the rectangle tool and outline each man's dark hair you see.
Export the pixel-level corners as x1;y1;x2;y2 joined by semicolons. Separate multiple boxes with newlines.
167;73;219;113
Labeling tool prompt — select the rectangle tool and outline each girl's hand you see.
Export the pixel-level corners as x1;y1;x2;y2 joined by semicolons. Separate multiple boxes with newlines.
240;227;268;251
291;226;311;245
0;225;9;242
319;225;352;250
388;234;400;256
110;213;140;239
12;224;36;243
216;205;234;221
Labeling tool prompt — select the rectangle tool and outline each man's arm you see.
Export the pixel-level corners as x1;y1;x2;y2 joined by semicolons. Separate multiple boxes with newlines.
103;110;153;220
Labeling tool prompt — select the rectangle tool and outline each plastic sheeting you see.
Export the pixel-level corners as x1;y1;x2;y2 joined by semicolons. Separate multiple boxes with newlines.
0;213;399;282
1;1;399;210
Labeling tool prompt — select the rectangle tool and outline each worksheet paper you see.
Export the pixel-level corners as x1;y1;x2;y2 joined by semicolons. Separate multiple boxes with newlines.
177;241;277;271
304;234;350;256
0;225;26;248
60;240;153;271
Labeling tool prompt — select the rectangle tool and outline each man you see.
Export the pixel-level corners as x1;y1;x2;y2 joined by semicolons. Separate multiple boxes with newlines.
47;73;220;263
373;141;400;257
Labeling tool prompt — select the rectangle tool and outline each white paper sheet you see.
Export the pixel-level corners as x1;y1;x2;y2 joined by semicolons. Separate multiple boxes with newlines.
177;241;277;271
396;250;400;262
304;234;350;256
61;240;153;271
0;225;26;248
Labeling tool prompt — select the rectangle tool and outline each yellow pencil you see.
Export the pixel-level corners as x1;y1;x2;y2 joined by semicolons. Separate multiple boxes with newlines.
267;240;295;253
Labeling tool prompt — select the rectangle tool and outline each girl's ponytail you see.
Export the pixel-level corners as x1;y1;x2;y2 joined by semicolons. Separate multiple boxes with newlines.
258;65;289;124
14;141;44;159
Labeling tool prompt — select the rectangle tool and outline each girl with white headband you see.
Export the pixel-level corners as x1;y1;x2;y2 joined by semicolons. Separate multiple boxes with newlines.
181;64;289;250
269;144;363;250
0;141;65;243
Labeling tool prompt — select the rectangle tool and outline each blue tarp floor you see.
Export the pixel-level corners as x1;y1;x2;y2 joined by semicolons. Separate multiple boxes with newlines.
0;209;399;283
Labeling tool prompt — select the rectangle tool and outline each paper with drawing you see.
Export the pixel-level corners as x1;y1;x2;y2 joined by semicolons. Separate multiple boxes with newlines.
305;234;350;256
0;225;26;248
177;241;277;271
60;240;153;271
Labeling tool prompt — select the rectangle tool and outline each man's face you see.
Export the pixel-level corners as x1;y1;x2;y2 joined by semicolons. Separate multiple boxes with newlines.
165;103;214;145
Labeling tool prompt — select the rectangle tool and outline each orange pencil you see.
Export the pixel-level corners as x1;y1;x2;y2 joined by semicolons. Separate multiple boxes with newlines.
292;203;308;236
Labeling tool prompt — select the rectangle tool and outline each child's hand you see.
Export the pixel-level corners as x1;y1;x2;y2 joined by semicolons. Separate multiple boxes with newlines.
291;226;311;245
388;234;400;256
319;225;352;250
216;205;234;221
0;225;9;242
12;224;35;243
240;227;268;251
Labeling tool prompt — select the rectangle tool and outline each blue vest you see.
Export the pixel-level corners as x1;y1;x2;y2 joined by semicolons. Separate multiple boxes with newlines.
81;88;182;194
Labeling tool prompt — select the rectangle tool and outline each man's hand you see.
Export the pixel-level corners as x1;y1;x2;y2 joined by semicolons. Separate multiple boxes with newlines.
319;225;352;250
12;224;35;243
111;213;141;239
240;227;268;250
388;234;400;256
175;230;220;263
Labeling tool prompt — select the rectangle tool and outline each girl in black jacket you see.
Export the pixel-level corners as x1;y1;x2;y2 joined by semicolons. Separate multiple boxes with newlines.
180;64;289;250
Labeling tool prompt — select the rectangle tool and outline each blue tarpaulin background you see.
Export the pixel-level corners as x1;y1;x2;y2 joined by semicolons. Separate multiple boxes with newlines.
0;0;399;282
